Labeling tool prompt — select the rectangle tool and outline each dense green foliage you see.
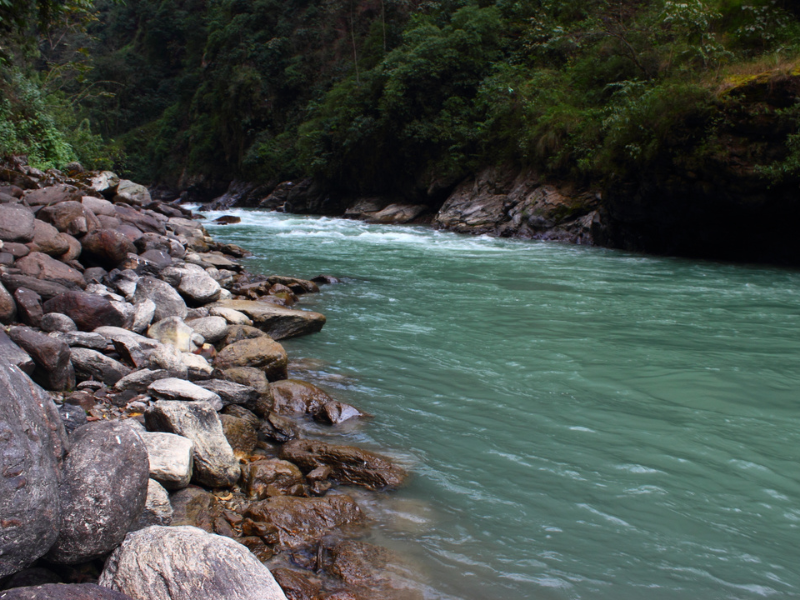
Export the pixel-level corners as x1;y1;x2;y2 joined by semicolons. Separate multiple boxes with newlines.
3;0;800;189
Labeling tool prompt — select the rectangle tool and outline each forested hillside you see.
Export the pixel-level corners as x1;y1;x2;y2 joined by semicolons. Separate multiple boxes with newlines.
3;0;800;260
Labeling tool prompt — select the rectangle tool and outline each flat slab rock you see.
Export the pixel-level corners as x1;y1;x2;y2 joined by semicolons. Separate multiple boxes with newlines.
147;378;222;410
98;526;287;600
209;300;325;340
280;439;407;491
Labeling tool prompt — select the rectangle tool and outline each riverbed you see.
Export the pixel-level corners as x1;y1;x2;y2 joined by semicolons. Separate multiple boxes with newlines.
200;208;800;600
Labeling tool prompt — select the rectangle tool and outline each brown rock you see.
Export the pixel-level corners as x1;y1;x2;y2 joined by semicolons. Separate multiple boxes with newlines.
280;440;407;491
245;459;307;500
238;536;275;562
0;281;17;323
221;404;261;429
80;229;137;268
0;204;35;242
29;219;70;256
114;204;166;235
0;583;135;599
37;201;99;236
266;276;320;295
259;413;299;443
271;568;323;600
7;326;73;391
220;414;258;457
223;367;270;395
43;291;127;331
15;252;86;289
14;287;42;327
324;540;389;586
243;495;364;550
215;336;288;381
24;183;81;206
1;273;70;300
59;234;82;262
3;242;31;258
168;485;219;532
220;324;268;347
270;380;332;419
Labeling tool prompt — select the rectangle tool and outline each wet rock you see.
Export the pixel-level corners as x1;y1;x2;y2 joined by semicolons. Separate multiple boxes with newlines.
58;403;87;436
169;486;218;529
13;287;41;327
132;277;187;322
270;380;332;419
245;459;306;500
264;276;319;295
220;414;257;456
98;525;288;600
29;219;70;256
15;252;86;290
70;348;131;386
43;291;128;330
130;479;173;529
215;337;288;381
148;378;222;410
185;316;227;344
0;358;67;577
323;540;390;587
0;204;35;242
259;413;299;443
7;326;73;391
80;230;137;269
280;440;407;491
0;282;16;323
113;180;151;206
140;432;194;490
244;495;364;550
311;274;340;285
46;420;149;564
0;583;135;599
270;569;322;600
144;401;239;488
146;317;198;352
40;312;78;332
210;300;325;340
178;272;221;305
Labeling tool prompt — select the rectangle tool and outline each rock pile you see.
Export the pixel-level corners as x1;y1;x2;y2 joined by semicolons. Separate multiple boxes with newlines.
0;159;413;600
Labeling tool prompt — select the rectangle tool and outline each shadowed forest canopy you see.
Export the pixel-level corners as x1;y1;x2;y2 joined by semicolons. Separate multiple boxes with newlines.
2;0;800;196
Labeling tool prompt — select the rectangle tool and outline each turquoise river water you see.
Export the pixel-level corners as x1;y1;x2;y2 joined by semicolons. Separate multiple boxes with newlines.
200;208;800;600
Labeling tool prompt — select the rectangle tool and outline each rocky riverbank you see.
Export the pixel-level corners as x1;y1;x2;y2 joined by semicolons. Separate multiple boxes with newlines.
0;158;415;600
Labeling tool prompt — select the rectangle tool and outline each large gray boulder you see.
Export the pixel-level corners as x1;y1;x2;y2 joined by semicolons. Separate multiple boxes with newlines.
144;401;239;488
0;583;135;599
0;359;68;577
132;277;187;322
113;180;151;206
147;379;222;410
45;421;149;565
185;316;227;344
0;204;35;242
139;432;194;490
98;526;287;600
208;300;325;340
177;272;221;306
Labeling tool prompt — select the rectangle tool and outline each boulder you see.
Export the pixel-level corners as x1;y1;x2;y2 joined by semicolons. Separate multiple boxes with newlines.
69;348;131;385
363;203;427;224
0;584;135;599
3;242;30;258
222;367;270;395
259;413;299;444
43;291;128;330
244;495;364;550
209;300;325;340
280;439;407;491
181;353;214;380
113;368;170;393
269;380;333;419
48;331;109;350
97;526;287;600
146;317;198;353
168;487;218;530
23;183;80;206
0;282;18;323
185;316;227;344
40;313;78;333
138;249;172;269
219;414;257;456
144;401;239;488
193;379;258;407
45;421;149;564
178;272;221;305
37;201;98;236
84;170;120;194
209;306;251;325
0;204;35;242
245;459;306;500
58;403;87;436
139;432;194;490
270;570;322;600
132;277;187;322
59;234;82;262
147;378;222;410
130;479;173;530
131;299;156;333
80;230;137;269
7;326;73;391
323;540;390;586
81;195;116;216
219;324;266;347
113;180;151;206
0;358;67;577
15;252;86;290
214;337;287;381
114;205;165;235
29;219;70;256
0;330;35;374
1;274;69;301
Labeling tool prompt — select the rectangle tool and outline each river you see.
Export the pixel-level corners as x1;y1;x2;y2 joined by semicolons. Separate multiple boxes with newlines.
198;208;800;600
